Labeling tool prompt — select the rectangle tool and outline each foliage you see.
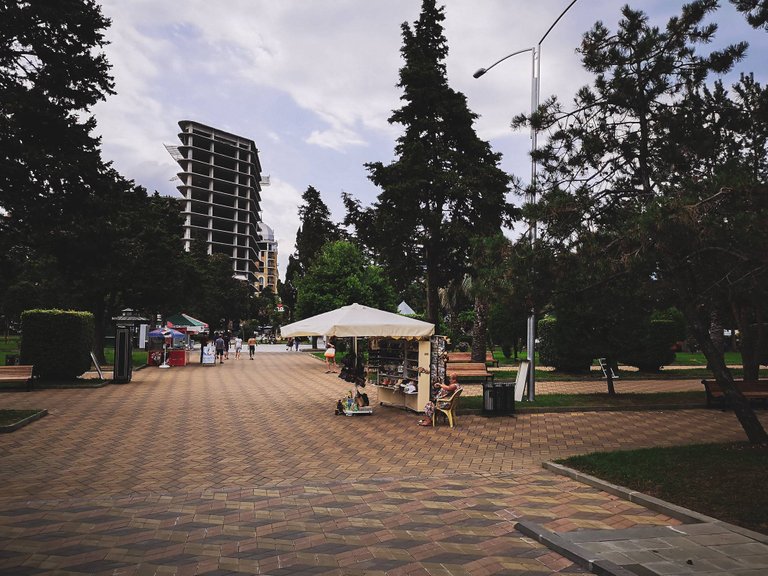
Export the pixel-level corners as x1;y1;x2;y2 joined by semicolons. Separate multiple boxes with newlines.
344;0;514;324
295;241;397;320
618;320;678;372
513;1;767;442
20;310;94;380
0;0;114;243
284;186;345;321
537;316;592;373
731;0;768;29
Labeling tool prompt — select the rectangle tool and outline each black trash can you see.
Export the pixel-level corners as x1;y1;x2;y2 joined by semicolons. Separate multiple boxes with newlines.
482;380;515;415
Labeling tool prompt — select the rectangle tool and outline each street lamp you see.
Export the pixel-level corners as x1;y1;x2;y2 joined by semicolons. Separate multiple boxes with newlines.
473;0;579;401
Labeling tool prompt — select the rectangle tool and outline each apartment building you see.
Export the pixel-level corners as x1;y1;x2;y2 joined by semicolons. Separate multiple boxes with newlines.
169;120;271;288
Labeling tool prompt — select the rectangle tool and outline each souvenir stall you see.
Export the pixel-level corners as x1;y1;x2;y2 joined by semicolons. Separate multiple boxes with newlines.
165;313;209;350
147;328;188;367
280;303;446;414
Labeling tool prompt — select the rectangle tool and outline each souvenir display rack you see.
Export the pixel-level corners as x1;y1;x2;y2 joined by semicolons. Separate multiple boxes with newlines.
368;336;447;412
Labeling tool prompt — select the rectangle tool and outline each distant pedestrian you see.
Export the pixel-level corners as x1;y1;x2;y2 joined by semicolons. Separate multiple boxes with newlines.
234;336;243;359
214;333;226;364
324;339;337;373
223;332;231;359
247;335;256;359
294;337;300;352
286;337;293;351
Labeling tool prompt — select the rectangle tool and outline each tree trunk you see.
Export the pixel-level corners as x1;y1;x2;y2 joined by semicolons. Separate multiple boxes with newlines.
425;253;440;327
732;303;763;382
471;296;489;363
687;306;768;445
707;310;724;369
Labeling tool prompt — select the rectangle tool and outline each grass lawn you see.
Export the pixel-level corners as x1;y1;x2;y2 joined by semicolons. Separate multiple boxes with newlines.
0;409;43;427
557;442;768;535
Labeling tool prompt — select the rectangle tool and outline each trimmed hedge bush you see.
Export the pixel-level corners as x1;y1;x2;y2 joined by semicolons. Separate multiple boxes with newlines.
619;319;677;372
537;316;592;373
20;310;94;380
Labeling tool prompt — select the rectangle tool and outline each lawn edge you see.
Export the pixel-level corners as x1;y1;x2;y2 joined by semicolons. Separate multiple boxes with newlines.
541;460;768;543
0;409;48;433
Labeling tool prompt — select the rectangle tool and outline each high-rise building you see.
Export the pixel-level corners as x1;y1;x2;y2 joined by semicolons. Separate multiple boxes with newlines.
168;120;270;287
256;223;279;293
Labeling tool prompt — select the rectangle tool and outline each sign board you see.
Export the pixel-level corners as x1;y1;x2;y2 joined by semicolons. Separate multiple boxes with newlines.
201;344;217;365
515;360;529;402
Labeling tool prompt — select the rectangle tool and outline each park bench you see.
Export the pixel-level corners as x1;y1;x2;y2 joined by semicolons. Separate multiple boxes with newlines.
447;351;499;367
446;362;494;384
0;365;36;391
701;379;768;409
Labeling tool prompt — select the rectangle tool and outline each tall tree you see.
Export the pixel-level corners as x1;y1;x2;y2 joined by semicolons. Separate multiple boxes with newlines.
514;1;767;442
345;0;513;325
284;185;343;319
295;241;397;320
0;0;114;244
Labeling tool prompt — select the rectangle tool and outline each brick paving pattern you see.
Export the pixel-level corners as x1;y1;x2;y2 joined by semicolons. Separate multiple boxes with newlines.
0;351;765;575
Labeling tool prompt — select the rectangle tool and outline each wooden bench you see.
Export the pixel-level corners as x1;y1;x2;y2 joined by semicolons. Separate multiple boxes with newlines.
0;365;35;391
447;351;499;367
701;379;768;409
446;362;494;384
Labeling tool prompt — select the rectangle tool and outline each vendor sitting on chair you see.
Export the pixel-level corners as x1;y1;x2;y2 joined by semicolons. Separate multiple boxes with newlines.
418;374;459;426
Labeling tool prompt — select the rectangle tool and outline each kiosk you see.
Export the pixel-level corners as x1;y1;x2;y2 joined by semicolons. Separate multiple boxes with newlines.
280;303;443;413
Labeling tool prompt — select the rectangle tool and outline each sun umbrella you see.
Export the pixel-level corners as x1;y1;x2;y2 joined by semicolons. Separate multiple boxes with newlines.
279;303;434;338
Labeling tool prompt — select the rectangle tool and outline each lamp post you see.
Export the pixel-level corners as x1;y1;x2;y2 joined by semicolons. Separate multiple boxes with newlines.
473;0;579;401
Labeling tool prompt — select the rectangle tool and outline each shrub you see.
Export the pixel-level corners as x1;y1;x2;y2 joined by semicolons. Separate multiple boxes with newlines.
20;310;94;380
537;316;592;373
619;319;677;372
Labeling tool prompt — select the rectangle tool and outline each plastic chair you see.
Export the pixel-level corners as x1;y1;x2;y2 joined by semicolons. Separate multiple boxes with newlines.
432;388;462;428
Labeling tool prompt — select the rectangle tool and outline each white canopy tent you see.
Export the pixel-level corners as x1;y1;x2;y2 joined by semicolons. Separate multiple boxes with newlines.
280;303;434;339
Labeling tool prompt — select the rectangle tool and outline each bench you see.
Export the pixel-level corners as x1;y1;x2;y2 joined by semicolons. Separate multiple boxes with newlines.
447;351;499;367
701;379;768;409
446;362;494;384
0;365;36;391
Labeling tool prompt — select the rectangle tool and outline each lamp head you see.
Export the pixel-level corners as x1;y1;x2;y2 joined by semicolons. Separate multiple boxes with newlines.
472;68;487;79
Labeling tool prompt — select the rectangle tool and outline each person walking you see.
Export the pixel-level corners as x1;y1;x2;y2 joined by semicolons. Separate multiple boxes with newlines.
324;339;337;373
234;336;243;359
223;332;231;360
247;335;256;359
294;337;300;352
214;333;226;364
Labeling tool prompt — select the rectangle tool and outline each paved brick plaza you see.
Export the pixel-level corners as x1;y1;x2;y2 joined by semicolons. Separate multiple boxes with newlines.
0;351;764;574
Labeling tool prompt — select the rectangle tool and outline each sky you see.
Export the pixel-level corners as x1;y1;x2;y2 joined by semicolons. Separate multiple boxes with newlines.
91;1;768;280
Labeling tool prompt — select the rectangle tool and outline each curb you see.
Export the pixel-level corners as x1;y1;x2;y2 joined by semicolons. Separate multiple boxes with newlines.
515;461;768;575
0;409;48;433
515;520;637;576
514;403;706;414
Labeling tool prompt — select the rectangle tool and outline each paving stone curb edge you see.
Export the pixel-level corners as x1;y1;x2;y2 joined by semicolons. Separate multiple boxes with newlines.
543;460;768;541
0;409;48;433
514;520;637;576
522;460;768;575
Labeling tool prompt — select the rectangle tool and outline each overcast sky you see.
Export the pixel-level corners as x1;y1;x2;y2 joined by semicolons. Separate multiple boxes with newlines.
92;1;767;279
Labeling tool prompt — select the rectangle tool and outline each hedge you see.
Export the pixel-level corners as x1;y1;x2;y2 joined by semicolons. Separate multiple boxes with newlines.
20;310;94;380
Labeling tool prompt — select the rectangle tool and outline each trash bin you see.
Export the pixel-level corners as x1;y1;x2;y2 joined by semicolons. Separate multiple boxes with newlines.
5;354;19;366
482;380;515;415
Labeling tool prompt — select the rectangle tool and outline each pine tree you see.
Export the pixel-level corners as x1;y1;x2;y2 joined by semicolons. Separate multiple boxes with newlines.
516;1;767;443
346;0;513;325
